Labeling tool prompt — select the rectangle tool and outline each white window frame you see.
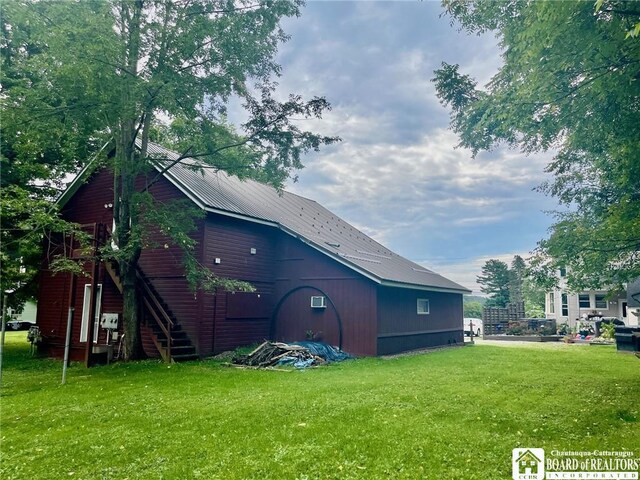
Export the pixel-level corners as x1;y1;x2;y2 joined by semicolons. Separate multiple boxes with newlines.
548;292;555;314
310;296;326;309
417;299;430;315
594;294;608;310
578;294;591;309
80;284;103;343
561;293;568;317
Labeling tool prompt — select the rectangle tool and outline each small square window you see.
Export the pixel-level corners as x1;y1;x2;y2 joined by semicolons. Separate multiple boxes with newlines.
578;294;591;309
417;299;430;315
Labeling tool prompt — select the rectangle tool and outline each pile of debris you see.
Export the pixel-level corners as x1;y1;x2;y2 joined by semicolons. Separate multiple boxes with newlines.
232;341;352;369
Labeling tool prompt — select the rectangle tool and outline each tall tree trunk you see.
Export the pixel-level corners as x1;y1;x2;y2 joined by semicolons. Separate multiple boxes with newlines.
115;130;144;360
121;260;143;360
115;0;144;360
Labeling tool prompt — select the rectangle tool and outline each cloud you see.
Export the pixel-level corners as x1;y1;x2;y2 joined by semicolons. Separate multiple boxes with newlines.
286;122;556;280
425;251;532;295
228;2;559;289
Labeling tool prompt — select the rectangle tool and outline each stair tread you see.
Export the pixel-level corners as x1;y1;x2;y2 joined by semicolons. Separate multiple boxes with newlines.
172;354;200;362
133;267;198;363
170;346;197;352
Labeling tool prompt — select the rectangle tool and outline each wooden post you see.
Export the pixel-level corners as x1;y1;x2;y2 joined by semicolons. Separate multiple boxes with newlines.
64;233;77;369
61;307;75;384
0;294;8;386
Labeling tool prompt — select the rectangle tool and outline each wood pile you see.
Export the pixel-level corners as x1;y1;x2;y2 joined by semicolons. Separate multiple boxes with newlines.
232;341;325;368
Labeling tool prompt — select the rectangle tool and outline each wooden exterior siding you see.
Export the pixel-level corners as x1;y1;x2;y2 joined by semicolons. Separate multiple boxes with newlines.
37;169;206;358
35;264;72;357
37;166;464;360
273;234;378;356
36;169;124;360
202;215;279;354
135;175;206;354
376;286;464;355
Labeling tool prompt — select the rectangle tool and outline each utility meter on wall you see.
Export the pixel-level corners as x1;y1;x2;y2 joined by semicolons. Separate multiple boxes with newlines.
100;313;119;330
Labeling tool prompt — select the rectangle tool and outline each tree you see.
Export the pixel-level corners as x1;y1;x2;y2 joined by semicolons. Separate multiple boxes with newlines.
508;255;525;305
2;0;338;359
433;0;640;293
1;5;102;309
477;259;510;307
463;301;484;318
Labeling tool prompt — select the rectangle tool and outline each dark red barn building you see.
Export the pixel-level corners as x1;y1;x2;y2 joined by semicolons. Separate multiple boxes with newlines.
36;143;470;362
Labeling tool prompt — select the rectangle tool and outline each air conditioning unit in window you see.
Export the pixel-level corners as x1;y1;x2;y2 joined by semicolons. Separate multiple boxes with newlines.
310;296;327;309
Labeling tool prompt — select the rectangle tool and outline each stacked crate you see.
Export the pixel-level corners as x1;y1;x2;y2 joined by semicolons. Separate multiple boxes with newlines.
482;302;525;335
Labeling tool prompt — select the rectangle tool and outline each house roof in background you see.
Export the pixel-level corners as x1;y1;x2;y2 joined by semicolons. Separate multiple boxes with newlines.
146;142;469;294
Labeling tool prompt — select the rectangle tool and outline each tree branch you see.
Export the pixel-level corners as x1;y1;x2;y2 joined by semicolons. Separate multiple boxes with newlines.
185;3;267;17
142;106;292;190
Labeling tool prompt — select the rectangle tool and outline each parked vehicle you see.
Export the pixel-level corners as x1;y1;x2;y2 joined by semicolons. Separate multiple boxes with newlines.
6;320;36;331
464;318;482;337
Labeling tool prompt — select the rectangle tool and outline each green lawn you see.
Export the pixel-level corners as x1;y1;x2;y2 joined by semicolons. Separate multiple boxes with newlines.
1;332;638;480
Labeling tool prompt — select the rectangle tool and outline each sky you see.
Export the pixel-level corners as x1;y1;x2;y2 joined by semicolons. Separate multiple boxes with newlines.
238;1;559;294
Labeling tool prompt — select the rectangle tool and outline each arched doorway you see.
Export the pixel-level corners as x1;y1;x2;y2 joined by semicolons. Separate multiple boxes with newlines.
270;286;343;349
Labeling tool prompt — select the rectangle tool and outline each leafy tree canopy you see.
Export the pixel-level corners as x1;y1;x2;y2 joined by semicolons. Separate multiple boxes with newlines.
433;0;640;293
463;301;484;318
1;0;338;358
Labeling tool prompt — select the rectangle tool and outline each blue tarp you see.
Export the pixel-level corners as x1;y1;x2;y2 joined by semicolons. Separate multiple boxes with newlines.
292;341;353;363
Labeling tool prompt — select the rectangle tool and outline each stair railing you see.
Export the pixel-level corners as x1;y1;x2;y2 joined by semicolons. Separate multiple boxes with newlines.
136;268;173;362
101;226;174;362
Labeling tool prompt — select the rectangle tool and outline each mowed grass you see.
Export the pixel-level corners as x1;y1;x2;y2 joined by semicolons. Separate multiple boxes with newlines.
1;332;638;480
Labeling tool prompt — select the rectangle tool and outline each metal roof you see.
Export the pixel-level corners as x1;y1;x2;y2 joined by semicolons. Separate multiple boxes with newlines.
145;142;470;294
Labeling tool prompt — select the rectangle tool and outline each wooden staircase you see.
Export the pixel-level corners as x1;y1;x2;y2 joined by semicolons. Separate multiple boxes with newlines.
104;261;199;363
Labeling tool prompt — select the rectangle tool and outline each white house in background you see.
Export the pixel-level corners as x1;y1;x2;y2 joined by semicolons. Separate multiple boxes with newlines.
545;268;633;328
17;300;38;323
626;278;640;327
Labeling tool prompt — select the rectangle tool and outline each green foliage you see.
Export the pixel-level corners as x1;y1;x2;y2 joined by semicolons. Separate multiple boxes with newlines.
505;324;528;336
1;1;110;307
477;259;510;307
508;255;526;304
463;300;484;318
524;298;545;319
435;0;640;292
477;255;547;315
1;333;639;479
0;185;90;308
3;0;338;358
557;323;572;336
523;275;546;317
600;322;616;340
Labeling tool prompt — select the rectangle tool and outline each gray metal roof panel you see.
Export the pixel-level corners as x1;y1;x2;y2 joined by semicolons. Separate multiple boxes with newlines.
146;142;470;293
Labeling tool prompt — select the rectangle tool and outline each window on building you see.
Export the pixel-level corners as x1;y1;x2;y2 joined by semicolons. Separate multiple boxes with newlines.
548;292;555;314
578;294;591;309
417;299;430;315
559;267;567;277
595;294;607;309
561;293;568;317
80;284;102;343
